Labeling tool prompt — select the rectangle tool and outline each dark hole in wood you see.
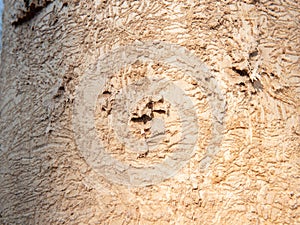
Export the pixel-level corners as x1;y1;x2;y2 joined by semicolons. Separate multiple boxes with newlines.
232;67;249;77
102;91;111;95
249;50;258;58
131;114;152;124
153;109;166;114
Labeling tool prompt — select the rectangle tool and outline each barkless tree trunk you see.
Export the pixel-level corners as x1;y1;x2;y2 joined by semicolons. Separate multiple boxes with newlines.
0;0;299;224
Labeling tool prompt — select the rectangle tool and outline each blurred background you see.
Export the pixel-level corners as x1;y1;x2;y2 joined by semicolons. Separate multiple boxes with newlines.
0;0;3;51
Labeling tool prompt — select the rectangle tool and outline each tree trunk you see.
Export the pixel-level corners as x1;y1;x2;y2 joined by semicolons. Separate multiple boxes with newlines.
1;0;299;224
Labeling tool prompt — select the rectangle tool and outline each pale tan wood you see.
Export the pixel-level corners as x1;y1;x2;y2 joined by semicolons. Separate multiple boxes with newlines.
0;0;299;224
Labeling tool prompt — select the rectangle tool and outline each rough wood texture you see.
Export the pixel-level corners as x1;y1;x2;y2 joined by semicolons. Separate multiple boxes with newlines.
0;0;299;224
